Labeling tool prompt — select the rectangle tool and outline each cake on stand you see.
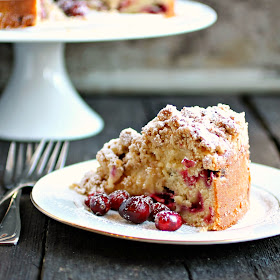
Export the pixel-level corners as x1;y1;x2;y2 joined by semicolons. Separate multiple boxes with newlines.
0;0;216;141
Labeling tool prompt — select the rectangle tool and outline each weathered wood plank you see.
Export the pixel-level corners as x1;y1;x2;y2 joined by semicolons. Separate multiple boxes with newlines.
180;236;280;280
243;96;280;168
42;222;189;280
249;96;280;147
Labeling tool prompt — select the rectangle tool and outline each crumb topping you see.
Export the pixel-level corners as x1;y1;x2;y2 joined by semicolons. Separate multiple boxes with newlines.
74;103;249;192
143;104;248;155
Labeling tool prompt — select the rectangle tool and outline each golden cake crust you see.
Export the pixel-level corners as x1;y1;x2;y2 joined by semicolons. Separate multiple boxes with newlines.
212;151;250;230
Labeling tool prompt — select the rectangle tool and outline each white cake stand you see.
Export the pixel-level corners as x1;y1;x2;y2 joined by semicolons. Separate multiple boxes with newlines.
0;0;216;141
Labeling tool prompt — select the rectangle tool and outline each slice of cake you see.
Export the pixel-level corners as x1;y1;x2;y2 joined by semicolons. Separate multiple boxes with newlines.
73;104;251;231
0;0;174;29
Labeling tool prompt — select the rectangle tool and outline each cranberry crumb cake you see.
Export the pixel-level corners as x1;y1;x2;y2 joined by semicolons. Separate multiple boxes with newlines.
73;104;251;231
0;0;174;29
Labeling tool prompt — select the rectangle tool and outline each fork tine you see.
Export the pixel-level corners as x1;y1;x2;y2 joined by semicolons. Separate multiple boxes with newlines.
3;142;16;186
36;141;54;176
0;140;69;207
14;143;24;181
25;143;33;165
55;141;69;170
45;141;62;174
26;140;47;177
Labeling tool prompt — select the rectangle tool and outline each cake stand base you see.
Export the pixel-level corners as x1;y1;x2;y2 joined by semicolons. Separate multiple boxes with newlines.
0;42;104;142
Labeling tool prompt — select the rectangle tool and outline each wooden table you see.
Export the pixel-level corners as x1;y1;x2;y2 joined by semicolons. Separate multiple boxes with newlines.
0;94;279;280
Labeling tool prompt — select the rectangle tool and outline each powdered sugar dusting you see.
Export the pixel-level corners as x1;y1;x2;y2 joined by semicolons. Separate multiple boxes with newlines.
143;104;248;154
231;185;280;229
32;160;280;244
49;185;280;241
50;185;280;240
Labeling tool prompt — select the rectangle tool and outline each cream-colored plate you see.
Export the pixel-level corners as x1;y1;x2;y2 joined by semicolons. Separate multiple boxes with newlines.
31;161;280;244
0;0;216;42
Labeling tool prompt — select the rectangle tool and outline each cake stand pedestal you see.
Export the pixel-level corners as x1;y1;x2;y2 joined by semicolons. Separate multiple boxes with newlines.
0;0;217;141
0;42;104;141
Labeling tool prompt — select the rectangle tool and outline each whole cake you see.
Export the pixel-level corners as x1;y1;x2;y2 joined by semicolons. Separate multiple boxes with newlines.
0;0;174;29
73;104;251;231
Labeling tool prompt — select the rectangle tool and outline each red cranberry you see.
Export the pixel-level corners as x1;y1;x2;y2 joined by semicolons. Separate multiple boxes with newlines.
181;169;198;187
58;0;89;16
67;2;89;16
200;170;215;187
150;189;175;210
119;196;151;224
109;190;130;210
155;211;183;231
84;192;103;207
118;0;131;11
181;158;196;168
150;202;170;220
89;194;111;216
204;207;214;224
140;195;154;209
188;192;204;213
142;4;167;14
85;195;92;207
110;166;117;177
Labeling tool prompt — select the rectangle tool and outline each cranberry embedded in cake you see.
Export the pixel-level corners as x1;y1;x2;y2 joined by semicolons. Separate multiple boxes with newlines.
57;0;89;16
150;188;175;210
141;4;167;14
117;0;174;16
73;104;251;231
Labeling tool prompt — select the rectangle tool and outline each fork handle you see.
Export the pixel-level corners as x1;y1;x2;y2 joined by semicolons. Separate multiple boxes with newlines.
0;183;33;206
0;190;22;245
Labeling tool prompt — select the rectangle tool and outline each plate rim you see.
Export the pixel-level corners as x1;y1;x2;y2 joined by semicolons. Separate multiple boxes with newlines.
31;161;280;245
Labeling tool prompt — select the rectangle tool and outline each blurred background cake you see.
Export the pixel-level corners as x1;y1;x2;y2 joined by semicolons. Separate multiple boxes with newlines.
0;0;174;28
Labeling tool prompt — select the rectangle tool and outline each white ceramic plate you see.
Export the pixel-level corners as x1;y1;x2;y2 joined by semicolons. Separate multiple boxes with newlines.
31;161;280;245
0;1;216;42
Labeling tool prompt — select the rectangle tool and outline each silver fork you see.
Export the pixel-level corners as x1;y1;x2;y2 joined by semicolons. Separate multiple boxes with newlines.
0;140;69;245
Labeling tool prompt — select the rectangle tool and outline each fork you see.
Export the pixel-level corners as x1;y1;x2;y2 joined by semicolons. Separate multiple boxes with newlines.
0;140;69;245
